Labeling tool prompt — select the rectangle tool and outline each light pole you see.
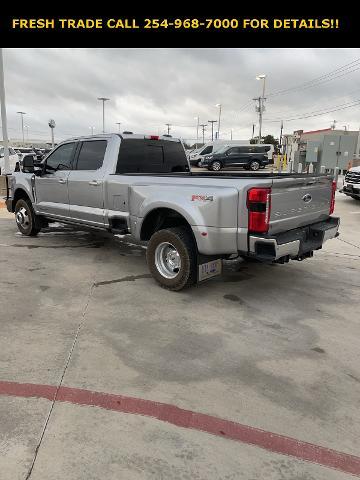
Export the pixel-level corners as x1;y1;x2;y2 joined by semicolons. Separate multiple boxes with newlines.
255;74;266;144
48;119;55;148
215;104;222;139
165;123;171;135
97;97;110;133
89;126;95;135
194;116;199;148
0;48;10;174
25;125;30;142
17;111;26;145
208;120;217;141
115;122;121;133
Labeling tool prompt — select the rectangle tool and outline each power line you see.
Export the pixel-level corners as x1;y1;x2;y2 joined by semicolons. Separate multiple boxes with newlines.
264;98;360;123
267;57;360;98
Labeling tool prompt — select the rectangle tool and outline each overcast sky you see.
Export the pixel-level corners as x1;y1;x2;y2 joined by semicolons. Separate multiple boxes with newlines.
2;48;360;144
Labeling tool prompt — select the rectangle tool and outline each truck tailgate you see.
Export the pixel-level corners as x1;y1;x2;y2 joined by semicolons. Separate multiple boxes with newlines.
269;175;333;234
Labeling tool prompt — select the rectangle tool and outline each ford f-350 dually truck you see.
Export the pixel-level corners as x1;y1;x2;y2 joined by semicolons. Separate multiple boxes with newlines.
6;133;339;290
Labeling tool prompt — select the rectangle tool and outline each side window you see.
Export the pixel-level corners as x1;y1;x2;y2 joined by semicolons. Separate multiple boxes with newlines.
76;140;107;171
46;143;75;171
229;147;241;154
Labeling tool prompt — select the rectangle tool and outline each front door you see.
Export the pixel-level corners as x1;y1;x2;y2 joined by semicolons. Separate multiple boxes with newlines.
67;139;108;226
35;142;76;219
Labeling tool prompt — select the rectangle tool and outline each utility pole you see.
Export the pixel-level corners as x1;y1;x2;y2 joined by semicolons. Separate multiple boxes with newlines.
97;97;110;133
255;74;267;144
165;123;171;135
48;119;55;148
279;120;283;153
17;111;26;145
0;48;10;174
208;120;217;141
199;124;207;144
116;122;121;133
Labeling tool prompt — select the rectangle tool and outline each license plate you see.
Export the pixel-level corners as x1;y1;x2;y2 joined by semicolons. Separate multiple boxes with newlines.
198;259;222;282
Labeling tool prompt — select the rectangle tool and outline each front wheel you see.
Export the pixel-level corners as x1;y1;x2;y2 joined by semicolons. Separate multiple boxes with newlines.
249;160;260;171
15;198;41;236
146;226;197;291
210;161;222;171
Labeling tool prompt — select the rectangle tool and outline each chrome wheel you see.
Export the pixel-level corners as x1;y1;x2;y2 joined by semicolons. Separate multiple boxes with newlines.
154;242;181;279
211;161;221;171
250;161;260;171
16;206;30;228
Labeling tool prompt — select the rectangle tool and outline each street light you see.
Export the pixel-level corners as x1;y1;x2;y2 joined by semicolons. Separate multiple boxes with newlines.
115;122;121;133
97;97;110;133
0;48;10;174
255;74;267;144
17;111;26;145
194;116;200;148
215;104;222;139
24;125;30;142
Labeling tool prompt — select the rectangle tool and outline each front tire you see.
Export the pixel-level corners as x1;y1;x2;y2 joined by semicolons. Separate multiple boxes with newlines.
210;161;222;171
15;198;41;236
146;226;197;291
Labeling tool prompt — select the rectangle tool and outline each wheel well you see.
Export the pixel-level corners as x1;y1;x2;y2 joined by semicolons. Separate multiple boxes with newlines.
140;208;191;241
12;189;30;211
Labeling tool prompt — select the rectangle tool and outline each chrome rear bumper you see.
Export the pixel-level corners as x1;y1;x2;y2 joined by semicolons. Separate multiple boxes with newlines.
248;217;340;261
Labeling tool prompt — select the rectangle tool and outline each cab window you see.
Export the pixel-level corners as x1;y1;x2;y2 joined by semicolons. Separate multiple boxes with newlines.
75;140;107;171
46;143;76;171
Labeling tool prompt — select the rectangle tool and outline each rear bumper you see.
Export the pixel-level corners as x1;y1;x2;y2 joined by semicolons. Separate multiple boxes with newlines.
248;217;340;262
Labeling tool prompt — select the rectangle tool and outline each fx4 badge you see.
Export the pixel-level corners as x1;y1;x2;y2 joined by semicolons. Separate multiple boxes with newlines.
191;194;214;202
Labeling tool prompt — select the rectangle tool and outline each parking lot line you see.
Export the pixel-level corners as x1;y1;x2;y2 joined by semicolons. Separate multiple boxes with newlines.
0;380;359;477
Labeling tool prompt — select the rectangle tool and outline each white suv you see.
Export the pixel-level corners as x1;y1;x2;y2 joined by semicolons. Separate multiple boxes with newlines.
341;166;360;201
0;146;20;174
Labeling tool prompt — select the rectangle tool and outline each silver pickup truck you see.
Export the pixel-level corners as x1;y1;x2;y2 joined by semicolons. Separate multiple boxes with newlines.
6;133;339;290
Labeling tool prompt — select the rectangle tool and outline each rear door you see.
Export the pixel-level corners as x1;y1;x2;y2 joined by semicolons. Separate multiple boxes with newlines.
269;175;333;234
67;139;108;226
35;142;76;218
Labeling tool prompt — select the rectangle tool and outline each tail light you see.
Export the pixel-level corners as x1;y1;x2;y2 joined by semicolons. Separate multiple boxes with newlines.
329;180;336;214
247;187;271;234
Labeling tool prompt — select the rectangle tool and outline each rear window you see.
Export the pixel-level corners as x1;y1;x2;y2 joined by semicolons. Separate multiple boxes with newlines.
116;139;189;174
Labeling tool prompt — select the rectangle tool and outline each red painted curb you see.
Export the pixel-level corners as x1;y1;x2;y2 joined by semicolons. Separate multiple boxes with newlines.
1;380;359;477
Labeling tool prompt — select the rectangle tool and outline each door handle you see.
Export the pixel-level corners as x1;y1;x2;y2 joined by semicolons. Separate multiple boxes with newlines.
89;180;102;186
58;179;67;184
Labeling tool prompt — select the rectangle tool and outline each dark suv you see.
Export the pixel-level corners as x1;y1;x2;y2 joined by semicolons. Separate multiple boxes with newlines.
200;145;270;171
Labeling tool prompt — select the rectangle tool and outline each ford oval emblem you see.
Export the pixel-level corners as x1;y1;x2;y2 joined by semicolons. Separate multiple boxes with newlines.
302;193;312;203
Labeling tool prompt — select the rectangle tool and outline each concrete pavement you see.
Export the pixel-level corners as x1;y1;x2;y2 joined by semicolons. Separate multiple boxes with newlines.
0;192;359;479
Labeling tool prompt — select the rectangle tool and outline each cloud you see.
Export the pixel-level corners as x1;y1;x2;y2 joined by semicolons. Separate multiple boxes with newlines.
2;48;360;144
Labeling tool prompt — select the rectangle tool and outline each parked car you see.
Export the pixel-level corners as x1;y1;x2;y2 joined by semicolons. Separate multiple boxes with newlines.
340;166;360;200
200;145;270;171
0;146;20;174
6;133;339;290
16;148;37;164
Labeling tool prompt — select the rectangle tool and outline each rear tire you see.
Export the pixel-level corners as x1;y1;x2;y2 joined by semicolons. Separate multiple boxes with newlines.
14;198;41;236
146;226;197;291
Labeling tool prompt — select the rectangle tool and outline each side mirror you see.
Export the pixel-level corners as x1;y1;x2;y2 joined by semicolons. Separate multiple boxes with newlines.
22;155;35;173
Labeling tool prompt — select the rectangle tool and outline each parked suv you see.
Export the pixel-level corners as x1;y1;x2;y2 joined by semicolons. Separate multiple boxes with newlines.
200;145;270;171
340;166;360;200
